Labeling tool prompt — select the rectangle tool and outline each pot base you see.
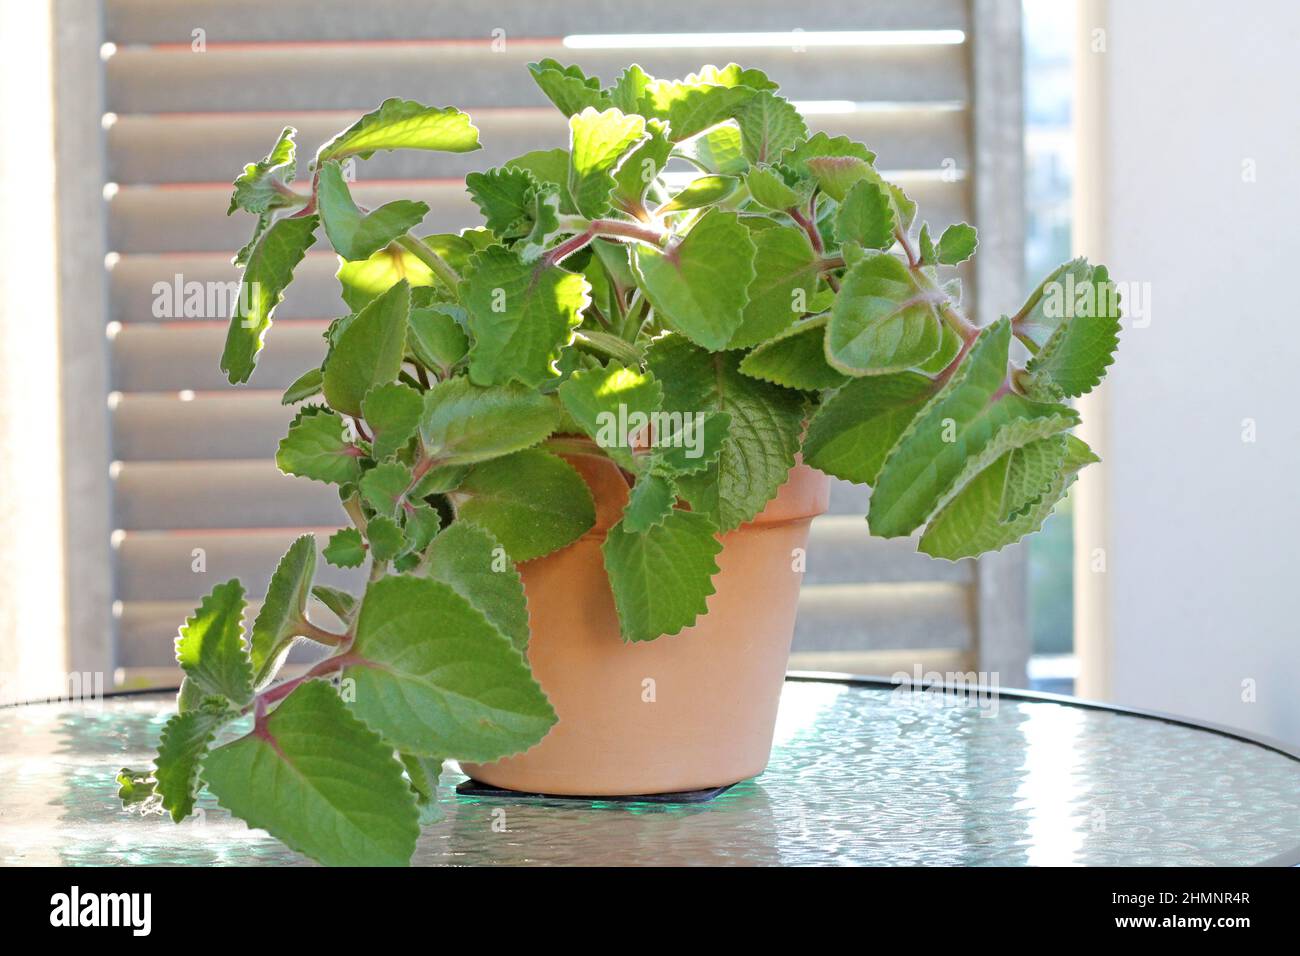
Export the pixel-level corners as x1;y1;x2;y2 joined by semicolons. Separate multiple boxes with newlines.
455;777;738;805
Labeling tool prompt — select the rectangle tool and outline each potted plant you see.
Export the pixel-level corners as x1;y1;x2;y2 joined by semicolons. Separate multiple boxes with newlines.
115;61;1120;866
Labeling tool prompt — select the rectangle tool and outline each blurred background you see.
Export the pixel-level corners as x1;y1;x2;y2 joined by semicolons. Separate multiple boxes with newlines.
1;0;1297;746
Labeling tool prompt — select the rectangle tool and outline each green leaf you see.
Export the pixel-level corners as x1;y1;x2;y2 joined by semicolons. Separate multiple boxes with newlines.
782;133;877;200
362;382;423;461
420;376;560;465
648;411;731;476
836;179;897;251
228;126;298;216
937;222;978;265
568;108;647;218
154;705;232;823
611;119;673;213
366;515;406;562
316;99;480;164
401;503;443;556
115;769;157;809
505;147;577;215
408;305;469;377
204;680;419;867
342;575;556;761
336;242;437;312
801;371;936;483
918;223;937;266
657;174;738;214
868;320;1080;537
623;473;677;533
465;165;539;237
647;335;804;531
311;584;357;625
322;279;410;416
738;315;850;391
276;405;362;485
919;435;1098;560
636;77;756;142
316;161;429;261
454;449;595;561
677;123;748;175
602;510;722;642
728;223;820;348
1020;264;1121;399
174;579;253;706
324;527;366;568
632;209;756;351
557;360;663;470
1011;257;1094;350
424;521;529;652
281;366;323;405
401;753;444;826
735;91;807;164
746;165;800;211
249;535;316;688
527;59;611;116
462;246;589;387
221;214;319;384
826;253;942;374
360;461;414;518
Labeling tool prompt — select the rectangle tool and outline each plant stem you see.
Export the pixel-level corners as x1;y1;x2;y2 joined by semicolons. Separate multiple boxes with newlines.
296;618;346;646
788;207;824;254
254;653;355;713
574;329;642;366
544;218;669;267
396;234;461;289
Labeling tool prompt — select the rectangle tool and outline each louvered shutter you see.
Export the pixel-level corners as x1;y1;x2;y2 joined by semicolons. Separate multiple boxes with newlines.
84;0;1026;685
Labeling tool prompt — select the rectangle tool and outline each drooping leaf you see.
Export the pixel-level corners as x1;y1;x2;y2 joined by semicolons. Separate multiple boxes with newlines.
454;449;596;561
317;161;429;261
342;575;556;760
311;584;357;625
647;335;804;531
602;510;722;642
174;579;253;706
557;360;663;469
419;376;560;465
868;320;1080;537
738;315;850;391
276;405;362;485
461;246;589;387
362;382;423;461
424;521;529;652
801;371;936;483
281;366;324;405
316;98;480;164
154;704;233;823
728;223;820;348
203;681;419;867
632;209;756;351
826;253;942;374
221;215;319;384
568;108;647;218
324;527;366;568
249;535;316;688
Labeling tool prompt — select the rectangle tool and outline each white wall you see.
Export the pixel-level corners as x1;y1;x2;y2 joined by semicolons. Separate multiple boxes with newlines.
1076;0;1300;744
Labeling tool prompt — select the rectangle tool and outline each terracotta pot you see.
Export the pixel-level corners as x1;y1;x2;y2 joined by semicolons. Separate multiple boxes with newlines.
460;455;831;796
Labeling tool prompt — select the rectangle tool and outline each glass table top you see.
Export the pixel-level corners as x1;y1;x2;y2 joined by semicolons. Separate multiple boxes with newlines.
2;677;1298;866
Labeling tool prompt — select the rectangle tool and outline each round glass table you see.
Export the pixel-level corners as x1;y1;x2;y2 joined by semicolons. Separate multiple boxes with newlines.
2;675;1298;866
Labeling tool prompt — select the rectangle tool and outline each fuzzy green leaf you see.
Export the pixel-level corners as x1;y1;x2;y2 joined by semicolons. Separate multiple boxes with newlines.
648;411;731;477
228;126;298;216
462;246;589;387
317;162;429;261
249;535;316;688
204;681;419;867
322;279;410;416
419;376;560;465
311;584;357;625
362;382;423;461
746;165;800;211
465;165;539;237
826;253;942;374
735;91;808;164
408;305;469;377
1020;264;1121;399
174;579;253;706
454;449;595;561
632;209;756;351
783;133;877;201
324;527;366;568
401;753;444;826
366;515;407;562
728;223;820;348
658;174;739;214
154;705;232;823
739;315;850;391
557;360;663;469
836;179;897;251
360;461;414;518
424;521;529;652
937;222;978;265
623;473;677;533
316;99;479;164
221;214;319;384
677;123;748;175
527;59;611;116
801;372;936;484
336;242;437;312
636;77;756;142
568;108;647;218
342;575;556;761
648;335;804;531
281;367;323;405
611;120;673;212
276;406;362;485
603;510;722;642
